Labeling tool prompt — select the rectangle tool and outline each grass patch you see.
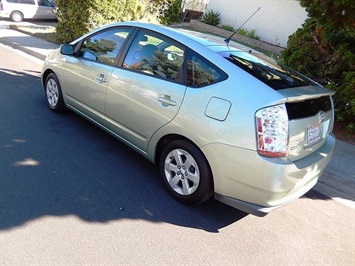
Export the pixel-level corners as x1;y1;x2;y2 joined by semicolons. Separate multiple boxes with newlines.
221;25;234;32
9;25;60;44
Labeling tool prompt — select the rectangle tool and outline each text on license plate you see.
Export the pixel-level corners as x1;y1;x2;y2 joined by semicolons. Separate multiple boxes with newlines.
307;124;321;145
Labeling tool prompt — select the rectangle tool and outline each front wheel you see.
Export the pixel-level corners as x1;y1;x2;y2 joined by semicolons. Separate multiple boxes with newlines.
45;73;66;112
159;140;214;205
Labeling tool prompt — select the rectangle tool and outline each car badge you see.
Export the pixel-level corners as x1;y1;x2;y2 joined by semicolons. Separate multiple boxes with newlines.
319;111;325;123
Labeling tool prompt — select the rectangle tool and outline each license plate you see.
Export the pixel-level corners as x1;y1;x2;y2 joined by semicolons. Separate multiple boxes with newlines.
307;124;321;145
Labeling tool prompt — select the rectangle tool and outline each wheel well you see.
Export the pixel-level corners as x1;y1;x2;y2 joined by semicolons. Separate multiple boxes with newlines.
42;69;54;89
11;10;23;15
154;134;208;165
10;10;23;17
154;134;185;164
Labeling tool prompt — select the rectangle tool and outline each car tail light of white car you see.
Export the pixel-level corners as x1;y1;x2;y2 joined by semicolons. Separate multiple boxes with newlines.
255;104;289;157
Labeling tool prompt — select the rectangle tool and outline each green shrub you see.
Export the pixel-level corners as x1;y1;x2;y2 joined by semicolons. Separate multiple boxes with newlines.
328;71;355;131
237;28;260;40
282;18;355;131
160;0;183;25
200;9;221;26
220;25;261;40
55;0;145;43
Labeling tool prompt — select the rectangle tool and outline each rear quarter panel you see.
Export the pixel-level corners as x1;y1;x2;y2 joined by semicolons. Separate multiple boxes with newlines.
147;55;286;161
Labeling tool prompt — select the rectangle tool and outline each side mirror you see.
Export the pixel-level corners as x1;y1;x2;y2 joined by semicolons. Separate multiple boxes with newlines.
83;50;98;61
60;44;75;55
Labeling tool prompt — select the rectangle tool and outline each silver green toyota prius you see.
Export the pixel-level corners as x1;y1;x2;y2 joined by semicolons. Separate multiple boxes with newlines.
41;21;335;216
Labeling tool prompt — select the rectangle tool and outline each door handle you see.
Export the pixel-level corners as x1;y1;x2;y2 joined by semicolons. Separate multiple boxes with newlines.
158;95;177;107
96;74;108;84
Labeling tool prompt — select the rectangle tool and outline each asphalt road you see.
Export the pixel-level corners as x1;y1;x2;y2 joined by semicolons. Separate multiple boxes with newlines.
0;41;354;265
0;18;57;27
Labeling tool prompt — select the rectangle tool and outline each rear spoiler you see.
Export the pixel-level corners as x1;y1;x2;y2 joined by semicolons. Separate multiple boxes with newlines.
279;86;335;102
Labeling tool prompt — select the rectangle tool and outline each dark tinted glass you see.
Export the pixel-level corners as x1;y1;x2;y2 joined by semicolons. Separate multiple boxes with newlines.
221;51;317;90
19;0;35;4
286;96;332;119
187;49;227;88
38;0;53;6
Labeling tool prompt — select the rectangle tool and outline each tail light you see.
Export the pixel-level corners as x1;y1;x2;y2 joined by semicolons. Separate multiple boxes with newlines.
0;4;3;11
255;104;289;157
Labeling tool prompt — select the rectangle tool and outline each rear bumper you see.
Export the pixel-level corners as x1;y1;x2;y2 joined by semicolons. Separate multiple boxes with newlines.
202;134;336;215
214;193;288;217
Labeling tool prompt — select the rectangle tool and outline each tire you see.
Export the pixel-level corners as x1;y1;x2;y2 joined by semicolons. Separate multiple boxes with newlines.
45;73;66;112
159;140;214;205
10;11;23;22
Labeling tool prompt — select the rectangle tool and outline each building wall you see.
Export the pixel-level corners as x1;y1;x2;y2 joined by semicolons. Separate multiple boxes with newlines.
206;0;308;47
183;0;209;12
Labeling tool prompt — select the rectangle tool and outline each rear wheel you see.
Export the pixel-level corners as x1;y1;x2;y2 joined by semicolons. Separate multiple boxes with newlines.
10;11;23;22
45;73;66;112
159;140;213;205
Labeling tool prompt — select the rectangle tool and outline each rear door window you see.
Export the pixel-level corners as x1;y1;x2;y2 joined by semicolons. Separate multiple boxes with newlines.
122;30;185;83
19;0;35;4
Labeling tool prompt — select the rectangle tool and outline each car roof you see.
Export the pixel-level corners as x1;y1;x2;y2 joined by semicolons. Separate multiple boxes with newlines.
74;21;275;80
96;21;251;53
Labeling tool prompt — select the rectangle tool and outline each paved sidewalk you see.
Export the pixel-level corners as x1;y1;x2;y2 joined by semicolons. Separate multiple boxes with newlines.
0;26;354;208
0;27;59;60
314;140;354;208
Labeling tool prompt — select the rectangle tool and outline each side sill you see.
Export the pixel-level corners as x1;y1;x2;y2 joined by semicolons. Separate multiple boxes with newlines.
66;103;148;158
214;193;290;217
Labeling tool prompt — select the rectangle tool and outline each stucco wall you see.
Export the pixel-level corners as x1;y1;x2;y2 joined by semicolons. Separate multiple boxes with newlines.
206;0;308;47
183;0;208;12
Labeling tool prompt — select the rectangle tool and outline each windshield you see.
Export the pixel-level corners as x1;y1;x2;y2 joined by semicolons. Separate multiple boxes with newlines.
220;51;317;90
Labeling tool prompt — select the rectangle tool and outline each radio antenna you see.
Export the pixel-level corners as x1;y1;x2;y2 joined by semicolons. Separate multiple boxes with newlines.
224;7;261;45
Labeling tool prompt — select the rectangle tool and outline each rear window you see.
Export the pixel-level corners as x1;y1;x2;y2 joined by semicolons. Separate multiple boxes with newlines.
286;96;332;119
220;51;317;90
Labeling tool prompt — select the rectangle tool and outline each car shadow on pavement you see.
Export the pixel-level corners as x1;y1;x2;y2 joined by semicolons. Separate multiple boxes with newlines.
0;68;247;233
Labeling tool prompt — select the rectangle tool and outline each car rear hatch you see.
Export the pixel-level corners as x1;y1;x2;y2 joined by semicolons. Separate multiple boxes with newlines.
279;86;334;161
219;49;335;161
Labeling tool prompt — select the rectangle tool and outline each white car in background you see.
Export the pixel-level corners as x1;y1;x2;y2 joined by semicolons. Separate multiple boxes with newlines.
0;0;56;22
